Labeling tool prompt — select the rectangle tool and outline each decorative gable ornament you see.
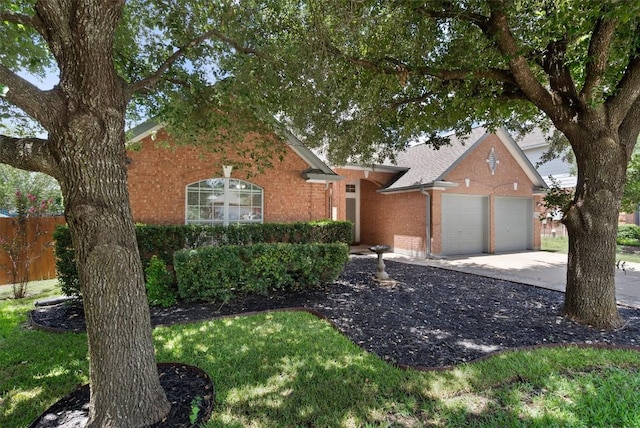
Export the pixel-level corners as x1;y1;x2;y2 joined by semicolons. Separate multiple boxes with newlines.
486;148;499;175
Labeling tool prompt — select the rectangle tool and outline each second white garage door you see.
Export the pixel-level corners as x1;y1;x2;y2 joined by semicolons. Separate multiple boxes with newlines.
495;197;532;252
441;195;489;255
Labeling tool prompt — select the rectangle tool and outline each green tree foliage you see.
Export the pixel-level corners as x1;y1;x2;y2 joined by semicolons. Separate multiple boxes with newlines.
200;1;640;329
540;177;574;219
1;2;639;423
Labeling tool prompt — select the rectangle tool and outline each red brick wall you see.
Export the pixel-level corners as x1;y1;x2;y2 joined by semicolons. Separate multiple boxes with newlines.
127;130;329;224
441;133;543;252
444;134;536;198
332;133;544;255
329;168;427;253
361;182;427;255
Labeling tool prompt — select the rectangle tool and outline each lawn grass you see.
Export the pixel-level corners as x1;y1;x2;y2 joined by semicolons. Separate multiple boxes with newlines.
2;286;640;427
542;235;640;264
0;279;59;301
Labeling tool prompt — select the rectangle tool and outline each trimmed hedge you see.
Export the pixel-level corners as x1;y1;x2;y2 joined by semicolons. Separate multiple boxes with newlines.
145;256;178;307
174;243;349;303
54;221;352;297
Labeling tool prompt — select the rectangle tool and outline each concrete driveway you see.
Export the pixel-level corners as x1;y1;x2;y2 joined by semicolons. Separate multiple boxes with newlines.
372;249;640;308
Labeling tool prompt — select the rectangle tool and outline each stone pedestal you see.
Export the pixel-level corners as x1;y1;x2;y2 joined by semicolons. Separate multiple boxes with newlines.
369;245;391;280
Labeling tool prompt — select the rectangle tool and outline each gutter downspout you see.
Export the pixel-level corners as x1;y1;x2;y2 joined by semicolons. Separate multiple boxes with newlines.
420;186;445;259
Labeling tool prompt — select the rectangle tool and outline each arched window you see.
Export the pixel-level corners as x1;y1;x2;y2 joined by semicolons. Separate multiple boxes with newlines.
186;178;263;225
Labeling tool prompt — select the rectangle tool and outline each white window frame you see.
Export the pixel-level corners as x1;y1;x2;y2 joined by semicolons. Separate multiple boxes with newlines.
185;178;264;226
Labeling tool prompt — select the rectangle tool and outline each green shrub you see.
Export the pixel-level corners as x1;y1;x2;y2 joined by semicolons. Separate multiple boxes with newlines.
174;242;349;303
617;224;640;246
55;221;351;297
145;255;177;307
617;237;640;247
53;225;80;297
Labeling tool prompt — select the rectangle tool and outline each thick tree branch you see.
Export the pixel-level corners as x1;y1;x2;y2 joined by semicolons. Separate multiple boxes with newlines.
619;96;640;157
0;135;59;178
129;28;267;96
486;6;573;124
0;64;64;130
541;38;578;102
580;17;617;103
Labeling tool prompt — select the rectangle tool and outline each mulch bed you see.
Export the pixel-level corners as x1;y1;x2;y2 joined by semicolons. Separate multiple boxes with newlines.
29;255;640;426
29;363;213;428
32;255;640;368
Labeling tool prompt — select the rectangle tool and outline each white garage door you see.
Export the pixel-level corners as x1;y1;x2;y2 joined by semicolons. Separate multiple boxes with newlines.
441;195;488;255
495;197;532;252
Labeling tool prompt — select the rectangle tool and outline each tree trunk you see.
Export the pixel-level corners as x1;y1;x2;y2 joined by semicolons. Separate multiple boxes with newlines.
562;132;626;329
28;2;172;425
62;138;171;426
55;118;170;426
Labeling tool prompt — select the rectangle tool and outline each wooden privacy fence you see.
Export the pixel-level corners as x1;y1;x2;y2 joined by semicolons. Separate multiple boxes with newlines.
0;216;66;286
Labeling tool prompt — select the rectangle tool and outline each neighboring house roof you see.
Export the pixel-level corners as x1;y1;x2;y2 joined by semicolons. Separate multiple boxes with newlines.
377;127;547;193
514;127;576;188
516;127;553;150
127;120;343;184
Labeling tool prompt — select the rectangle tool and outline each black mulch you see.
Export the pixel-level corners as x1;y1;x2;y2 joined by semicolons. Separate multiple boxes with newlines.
31;255;640;369
29;255;640;427
29;363;213;428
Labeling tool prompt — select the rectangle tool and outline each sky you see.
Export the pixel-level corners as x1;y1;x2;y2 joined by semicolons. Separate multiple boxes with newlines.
18;67;59;90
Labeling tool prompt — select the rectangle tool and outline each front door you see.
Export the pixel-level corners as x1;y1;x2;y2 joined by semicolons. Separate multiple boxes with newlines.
345;182;360;243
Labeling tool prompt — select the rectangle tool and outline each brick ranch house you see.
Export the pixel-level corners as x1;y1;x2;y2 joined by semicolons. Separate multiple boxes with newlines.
127;122;547;257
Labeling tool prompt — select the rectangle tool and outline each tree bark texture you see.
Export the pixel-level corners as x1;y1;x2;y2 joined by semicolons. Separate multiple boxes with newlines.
59;122;171;426
64;131;170;426
33;1;171;426
562;131;627;329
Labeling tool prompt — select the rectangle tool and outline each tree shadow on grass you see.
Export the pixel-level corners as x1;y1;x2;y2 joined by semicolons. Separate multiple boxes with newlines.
152;311;640;427
0;329;88;427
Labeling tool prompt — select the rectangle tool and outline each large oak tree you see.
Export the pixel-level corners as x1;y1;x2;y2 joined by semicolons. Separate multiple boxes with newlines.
209;1;640;329
0;1;266;426
2;0;640;425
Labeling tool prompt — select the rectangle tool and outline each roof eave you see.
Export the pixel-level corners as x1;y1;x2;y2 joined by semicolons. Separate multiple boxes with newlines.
127;120;163;144
301;172;344;183
336;164;409;173
378;181;459;194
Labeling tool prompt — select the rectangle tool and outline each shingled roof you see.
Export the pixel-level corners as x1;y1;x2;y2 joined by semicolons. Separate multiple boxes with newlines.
379;126;547;193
